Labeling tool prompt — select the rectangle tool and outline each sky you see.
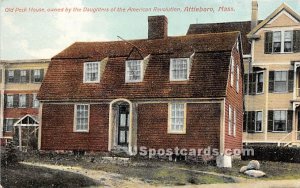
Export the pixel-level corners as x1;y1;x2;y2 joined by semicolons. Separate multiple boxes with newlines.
0;0;300;60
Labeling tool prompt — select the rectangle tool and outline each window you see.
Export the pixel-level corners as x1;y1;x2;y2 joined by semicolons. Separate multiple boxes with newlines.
125;60;142;82
74;104;89;132
19;94;26;108
265;30;295;54
256;72;264;93
255;111;262;132
169;103;186;134
273;110;287;132
236;65;239;93
6;95;13;108
83;62;99;83
33;69;41;83
170;58;190;81
284;31;292;52
274;71;288;92
32;93;39;108
4;119;14;132
228;105;232;135
273;31;281;53
233;109;236;137
20;70;27;83
8;70;14;82
230;56;234;86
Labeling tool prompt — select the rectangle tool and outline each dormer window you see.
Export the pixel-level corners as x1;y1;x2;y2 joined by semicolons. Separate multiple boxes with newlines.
170;58;190;81
83;62;100;83
125;60;143;83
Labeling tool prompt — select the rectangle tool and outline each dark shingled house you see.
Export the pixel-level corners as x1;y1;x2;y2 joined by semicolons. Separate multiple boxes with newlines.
38;16;244;164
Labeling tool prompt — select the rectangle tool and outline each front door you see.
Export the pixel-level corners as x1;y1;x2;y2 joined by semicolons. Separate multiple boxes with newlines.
118;105;129;146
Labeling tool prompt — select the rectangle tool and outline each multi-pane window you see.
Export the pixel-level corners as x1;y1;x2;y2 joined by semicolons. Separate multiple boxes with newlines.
236;65;239;93
233;109;236;136
169;103;185;133
228;105;232;135
170;58;189;81
255;111;262;132
273;110;287;132
20;70;27;83
284;31;292;52
33;69;41;82
19;94;26;108
274;71;288;92
4;119;14;132
273;31;281;52
230;56;235;86
125;60;142;82
256;72;264;93
32;93;39;108
84;62;99;83
6;95;14;108
8;70;14;82
75;104;89;131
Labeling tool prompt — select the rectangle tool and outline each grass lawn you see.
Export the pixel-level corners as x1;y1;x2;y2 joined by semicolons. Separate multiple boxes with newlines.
22;153;300;186
1;163;101;188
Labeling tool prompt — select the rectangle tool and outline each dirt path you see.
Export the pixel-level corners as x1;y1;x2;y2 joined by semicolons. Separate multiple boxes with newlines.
21;162;153;187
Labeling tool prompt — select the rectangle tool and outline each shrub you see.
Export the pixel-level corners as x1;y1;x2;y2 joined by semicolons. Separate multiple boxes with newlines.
242;145;300;163
1;141;20;166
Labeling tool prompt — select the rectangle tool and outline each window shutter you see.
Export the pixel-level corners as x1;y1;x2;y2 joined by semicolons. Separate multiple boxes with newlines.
268;110;274;132
4;94;7;108
3;119;6;131
288;70;294;92
244;74;248;95
26;94;30;107
264;32;273;54
13;94;19;108
5;70;9;83
287;110;293;133
26;70;30;83
0;70;2;83
40;69;44;81
293;30;300;52
14;70;20;83
269;71;274;93
30;70;35;83
243;112;247;132
247;111;255;133
249;73;257;95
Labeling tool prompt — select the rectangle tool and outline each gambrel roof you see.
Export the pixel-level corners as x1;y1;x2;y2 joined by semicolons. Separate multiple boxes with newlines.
38;32;241;101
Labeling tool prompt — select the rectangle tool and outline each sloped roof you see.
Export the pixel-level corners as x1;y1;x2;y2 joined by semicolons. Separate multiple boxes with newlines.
38;32;240;101
248;3;300;36
187;21;252;54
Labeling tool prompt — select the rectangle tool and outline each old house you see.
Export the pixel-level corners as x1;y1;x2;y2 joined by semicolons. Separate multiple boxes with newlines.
38;16;244;163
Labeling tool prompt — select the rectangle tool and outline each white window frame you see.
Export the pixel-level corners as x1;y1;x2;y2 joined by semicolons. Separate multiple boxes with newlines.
170;58;190;81
236;65;239;93
228;105;232;135
168;103;186;134
74;104;90;132
273;110;287;132
4;118;14;132
83;62;100;83
125;60;143;83
33;69;41;83
256;71;264;94
19;94;26;108
269;30;293;54
233;109;236;137
230;56;234;87
274;71;288;93
255;111;263;133
6;95;14;108
32;93;39;108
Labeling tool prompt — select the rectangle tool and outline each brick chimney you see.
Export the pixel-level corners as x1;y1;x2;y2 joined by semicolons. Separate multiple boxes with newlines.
148;15;168;40
251;0;258;29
